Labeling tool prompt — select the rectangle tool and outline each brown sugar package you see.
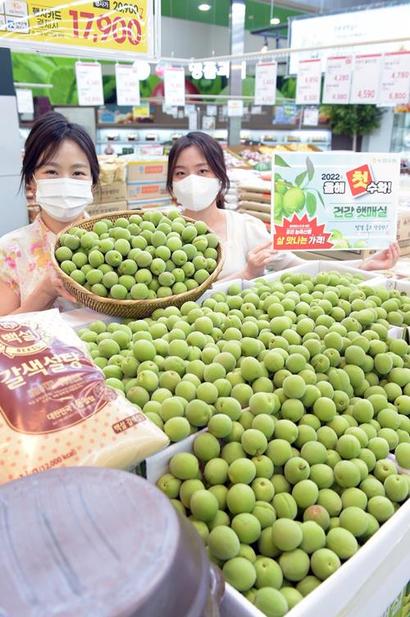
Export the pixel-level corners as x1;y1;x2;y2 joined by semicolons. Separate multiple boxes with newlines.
0;310;168;484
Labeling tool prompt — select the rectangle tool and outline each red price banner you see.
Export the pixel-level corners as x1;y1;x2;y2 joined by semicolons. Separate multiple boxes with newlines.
273;214;333;251
0;0;151;58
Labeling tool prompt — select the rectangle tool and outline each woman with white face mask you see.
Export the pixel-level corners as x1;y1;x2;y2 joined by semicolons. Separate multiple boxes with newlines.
0;112;98;315
167;132;400;281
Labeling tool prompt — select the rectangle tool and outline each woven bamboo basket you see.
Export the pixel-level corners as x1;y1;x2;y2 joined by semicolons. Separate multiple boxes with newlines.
52;210;224;319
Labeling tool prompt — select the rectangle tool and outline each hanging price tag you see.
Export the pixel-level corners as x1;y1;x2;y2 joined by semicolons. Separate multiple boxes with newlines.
115;64;140;106
296;59;321;105
164;67;185;107
322;56;352;104
227;100;244;117
379;51;410;107
75;62;104;106
15;88;34;114
254;62;277;106
350;54;381;104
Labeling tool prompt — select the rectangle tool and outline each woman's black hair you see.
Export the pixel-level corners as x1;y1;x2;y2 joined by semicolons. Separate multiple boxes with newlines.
166;132;230;209
21;111;100;186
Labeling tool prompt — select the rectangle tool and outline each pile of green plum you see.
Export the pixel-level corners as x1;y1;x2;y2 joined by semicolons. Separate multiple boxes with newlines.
158;430;409;616
55;209;219;300
78;271;410;446
77;270;410;617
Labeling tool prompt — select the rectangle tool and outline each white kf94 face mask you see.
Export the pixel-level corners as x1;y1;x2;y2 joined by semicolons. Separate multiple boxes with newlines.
35;177;93;222
172;174;221;212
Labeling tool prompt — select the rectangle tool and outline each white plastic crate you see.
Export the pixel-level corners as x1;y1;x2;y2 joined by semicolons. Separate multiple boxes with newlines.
243;261;382;289
197;278;243;304
145;435;410;617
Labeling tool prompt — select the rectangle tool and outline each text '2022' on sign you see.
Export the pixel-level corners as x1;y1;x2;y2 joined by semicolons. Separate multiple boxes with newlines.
0;0;150;56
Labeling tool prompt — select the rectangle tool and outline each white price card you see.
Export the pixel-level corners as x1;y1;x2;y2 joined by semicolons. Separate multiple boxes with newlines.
15;88;33;114
227;99;244;117
188;112;198;130
296;59;321;105
115;64;140;107
164;67;185;107
303;107;319;126
206;104;217;116
379;51;410;107
350;54;381;104
5;0;27;16
75;62;103;106
254;62;277;106
322;56;352;104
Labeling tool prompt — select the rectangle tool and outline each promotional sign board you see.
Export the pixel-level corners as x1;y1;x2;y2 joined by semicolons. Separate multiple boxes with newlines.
272;152;399;251
0;0;152;59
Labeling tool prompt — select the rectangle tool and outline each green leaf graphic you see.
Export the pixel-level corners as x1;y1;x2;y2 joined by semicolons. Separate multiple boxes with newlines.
275;155;291;168
306;157;314;181
316;191;325;208
306;192;317;217
295;170;307;187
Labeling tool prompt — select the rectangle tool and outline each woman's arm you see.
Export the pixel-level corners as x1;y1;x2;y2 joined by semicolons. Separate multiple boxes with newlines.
335;243;400;272
0;281;20;315
0;271;76;316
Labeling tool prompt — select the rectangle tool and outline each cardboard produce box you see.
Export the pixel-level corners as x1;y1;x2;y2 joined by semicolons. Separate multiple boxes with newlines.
399;240;410;257
398;209;410;242
128;197;173;210
127;181;167;202
93;181;127;204
87;200;128;216
127;159;168;183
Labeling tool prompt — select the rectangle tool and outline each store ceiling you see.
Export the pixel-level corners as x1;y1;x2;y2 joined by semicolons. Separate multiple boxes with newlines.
161;0;381;31
281;0;381;10
161;0;301;30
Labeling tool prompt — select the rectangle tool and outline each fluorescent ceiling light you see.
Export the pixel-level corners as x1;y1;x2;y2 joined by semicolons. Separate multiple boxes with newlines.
198;3;211;10
270;17;280;25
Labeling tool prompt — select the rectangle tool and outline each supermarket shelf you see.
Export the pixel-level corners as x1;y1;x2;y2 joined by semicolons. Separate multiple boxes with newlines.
97;123;187;130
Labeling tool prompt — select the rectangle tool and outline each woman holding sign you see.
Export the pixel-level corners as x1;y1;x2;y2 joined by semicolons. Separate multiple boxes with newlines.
166;132;399;281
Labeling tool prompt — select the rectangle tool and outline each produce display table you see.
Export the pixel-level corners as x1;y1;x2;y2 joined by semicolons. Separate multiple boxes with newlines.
61;262;410;617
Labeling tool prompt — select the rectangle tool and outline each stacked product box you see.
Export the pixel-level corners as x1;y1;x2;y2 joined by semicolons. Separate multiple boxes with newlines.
397;209;410;257
89;156;128;216
127;157;172;210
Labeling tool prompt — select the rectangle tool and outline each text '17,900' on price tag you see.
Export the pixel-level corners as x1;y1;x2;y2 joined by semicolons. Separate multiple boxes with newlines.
0;0;151;57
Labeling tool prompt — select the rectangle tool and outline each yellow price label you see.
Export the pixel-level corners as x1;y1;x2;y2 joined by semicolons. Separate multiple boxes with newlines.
0;0;150;56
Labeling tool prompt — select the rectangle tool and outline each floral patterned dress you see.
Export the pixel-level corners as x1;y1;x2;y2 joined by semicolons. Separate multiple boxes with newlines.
0;216;76;311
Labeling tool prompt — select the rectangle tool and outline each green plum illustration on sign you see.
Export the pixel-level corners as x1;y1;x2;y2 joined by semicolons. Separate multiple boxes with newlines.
273;155;325;224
